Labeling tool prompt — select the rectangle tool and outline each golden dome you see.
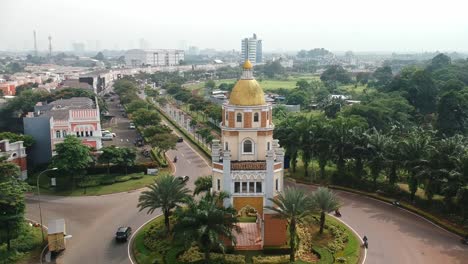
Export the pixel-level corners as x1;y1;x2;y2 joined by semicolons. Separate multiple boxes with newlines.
229;79;266;106
243;60;253;69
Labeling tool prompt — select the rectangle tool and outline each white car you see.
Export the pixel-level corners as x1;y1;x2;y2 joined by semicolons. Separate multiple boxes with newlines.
102;134;113;141
129;123;136;129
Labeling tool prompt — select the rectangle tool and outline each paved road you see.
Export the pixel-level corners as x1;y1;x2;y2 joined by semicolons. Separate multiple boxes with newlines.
25;92;468;263
288;181;468;264
26;137;211;264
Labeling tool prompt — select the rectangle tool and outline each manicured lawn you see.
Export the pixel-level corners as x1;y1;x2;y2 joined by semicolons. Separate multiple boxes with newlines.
31;171;167;196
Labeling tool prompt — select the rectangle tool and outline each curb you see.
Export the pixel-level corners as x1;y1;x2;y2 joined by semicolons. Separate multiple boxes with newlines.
128;214;163;264
287;178;466;239
329;214;367;264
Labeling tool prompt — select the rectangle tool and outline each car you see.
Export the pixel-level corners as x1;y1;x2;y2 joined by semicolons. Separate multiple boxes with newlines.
102;131;116;137
129;123;136;129
177;137;183;143
102;134;113;141
115;226;132;242
177;175;189;183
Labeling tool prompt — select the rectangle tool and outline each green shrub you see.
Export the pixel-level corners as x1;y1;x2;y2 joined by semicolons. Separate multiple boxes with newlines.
115;175;131;182
178;246;203;263
77;179;101;187
313;246;334;264
100;178;116;185
130;173;144;179
165;246;185;264
252;255;289;264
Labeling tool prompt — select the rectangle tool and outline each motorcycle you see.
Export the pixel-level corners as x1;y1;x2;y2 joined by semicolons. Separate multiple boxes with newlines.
173;156;178;163
334;210;342;217
391;200;401;206
461;236;468;245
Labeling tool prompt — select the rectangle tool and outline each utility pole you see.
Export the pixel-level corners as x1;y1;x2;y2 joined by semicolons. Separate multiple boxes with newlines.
33;30;38;57
48;35;52;58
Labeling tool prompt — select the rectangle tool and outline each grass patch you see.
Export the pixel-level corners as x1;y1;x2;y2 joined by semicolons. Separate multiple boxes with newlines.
0;222;44;264
32;171;167;196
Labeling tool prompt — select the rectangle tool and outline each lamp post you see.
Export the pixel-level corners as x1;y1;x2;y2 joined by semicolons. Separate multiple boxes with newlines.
37;167;58;242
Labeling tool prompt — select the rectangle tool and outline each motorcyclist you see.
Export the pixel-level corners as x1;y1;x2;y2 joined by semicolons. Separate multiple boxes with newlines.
174;156;178;163
334;209;341;217
363;235;368;248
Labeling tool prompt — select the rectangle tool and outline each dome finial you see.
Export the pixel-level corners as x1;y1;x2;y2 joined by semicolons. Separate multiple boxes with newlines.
243;60;253;70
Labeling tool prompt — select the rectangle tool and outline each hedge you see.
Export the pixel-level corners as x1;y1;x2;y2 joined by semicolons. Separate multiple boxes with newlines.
150;148;168;167
87;162;157;175
151;101;212;161
252;255;290;264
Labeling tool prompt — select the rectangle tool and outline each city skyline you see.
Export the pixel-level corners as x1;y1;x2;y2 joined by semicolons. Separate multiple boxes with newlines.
1;0;468;53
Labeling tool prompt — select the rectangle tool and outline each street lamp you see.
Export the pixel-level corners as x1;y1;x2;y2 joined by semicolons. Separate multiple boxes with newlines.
40;234;72;264
37;167;58;242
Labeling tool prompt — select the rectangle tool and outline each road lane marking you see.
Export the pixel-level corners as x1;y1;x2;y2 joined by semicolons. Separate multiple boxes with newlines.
330;214;367;264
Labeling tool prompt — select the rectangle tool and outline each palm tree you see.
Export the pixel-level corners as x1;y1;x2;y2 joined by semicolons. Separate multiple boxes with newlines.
275;115;302;172
350;126;369;182
138;174;190;235
174;192;239;262
366;129;389;190
298;116;314;178
399;129;433;202
311;187;341;234
310;117;333;180
193;175;212;195
266;187;313;262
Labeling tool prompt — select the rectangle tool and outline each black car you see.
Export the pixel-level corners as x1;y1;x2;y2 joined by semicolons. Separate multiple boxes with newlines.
115;226;132;242
177;175;189;183
177;137;183;143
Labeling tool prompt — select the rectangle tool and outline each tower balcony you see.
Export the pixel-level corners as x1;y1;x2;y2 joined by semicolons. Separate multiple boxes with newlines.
231;161;266;171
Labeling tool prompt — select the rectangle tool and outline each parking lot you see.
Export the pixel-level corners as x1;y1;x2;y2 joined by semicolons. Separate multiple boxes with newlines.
101;95;152;162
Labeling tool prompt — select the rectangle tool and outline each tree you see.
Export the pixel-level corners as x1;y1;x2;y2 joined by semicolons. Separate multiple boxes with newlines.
407;69;438;115
51;136;93;188
132;109;160;127
0;158;28;251
205;80;216;90
436;91;468;136
296;79;310;91
93;52;105;61
274;115;302;172
118;147;136;175
356;72;371;85
98;146;122;175
329;116;368;181
138;174;190;234
266;187;312;262
399;129;433;202
427;53;451;72
456;186;468;222
148;133;178;154
310;117;333;179
174;192;239;262
126;100;150;114
373;66;393;88
0;132;35;148
320;65;352;84
311;187;340;234
193;176;212;195
366;129;389;189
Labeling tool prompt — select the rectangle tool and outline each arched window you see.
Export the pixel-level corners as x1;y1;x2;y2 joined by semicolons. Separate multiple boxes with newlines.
236;113;242;122
56;130;61;138
253;112;259;122
243;139;253;153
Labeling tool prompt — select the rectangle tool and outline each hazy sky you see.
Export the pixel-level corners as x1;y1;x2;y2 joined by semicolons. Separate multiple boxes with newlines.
1;0;467;52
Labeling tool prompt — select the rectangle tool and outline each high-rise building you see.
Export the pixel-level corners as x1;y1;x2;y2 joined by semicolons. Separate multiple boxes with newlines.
72;42;86;53
211;60;287;249
241;33;263;64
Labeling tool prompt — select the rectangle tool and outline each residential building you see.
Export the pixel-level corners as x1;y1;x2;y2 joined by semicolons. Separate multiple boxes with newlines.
211;60;287;250
241;34;263;64
124;49;185;67
23;97;102;165
0;139;27;179
0;80;17;95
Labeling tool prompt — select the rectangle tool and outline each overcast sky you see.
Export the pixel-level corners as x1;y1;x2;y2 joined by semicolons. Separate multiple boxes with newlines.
1;0;467;53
